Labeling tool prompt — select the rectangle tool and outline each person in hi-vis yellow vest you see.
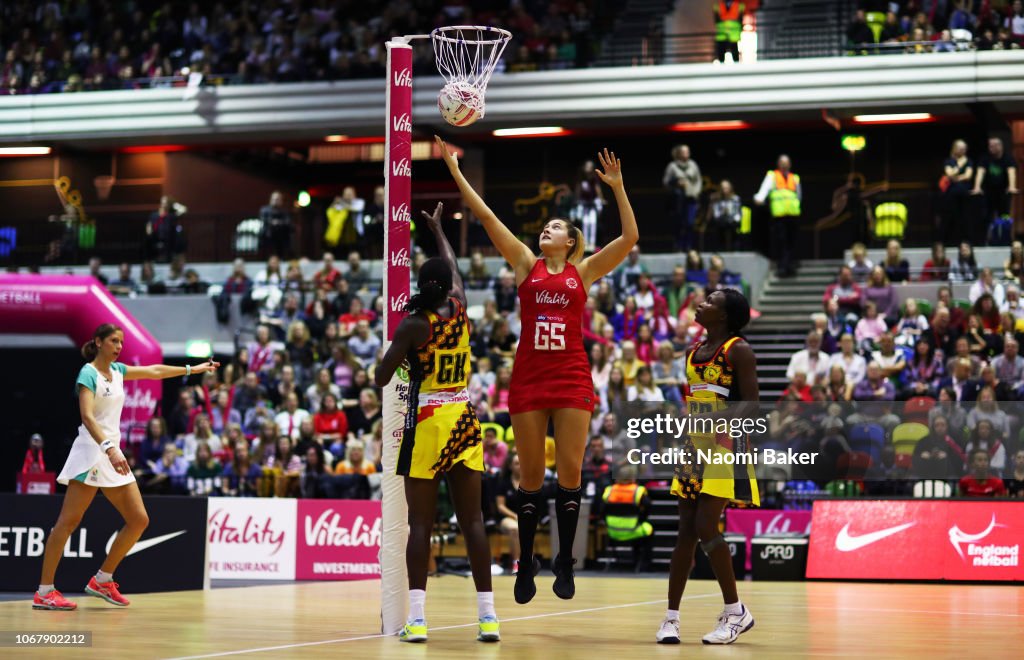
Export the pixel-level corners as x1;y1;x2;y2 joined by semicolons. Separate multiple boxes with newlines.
754;155;802;278
713;1;745;63
601;466;653;570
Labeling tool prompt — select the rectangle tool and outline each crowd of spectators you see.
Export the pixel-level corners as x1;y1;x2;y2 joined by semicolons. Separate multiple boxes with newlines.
0;0;610;95
65;242;761;568
847;1;1024;53
772;236;1024;498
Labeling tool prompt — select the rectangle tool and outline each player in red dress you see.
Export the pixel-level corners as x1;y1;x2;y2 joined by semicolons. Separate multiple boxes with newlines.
438;138;639;604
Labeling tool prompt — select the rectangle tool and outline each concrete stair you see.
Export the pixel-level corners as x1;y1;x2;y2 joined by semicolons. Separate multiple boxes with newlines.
750;259;841;399
595;0;676;66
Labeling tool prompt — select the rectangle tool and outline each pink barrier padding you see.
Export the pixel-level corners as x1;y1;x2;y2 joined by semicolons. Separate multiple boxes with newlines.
0;274;163;442
385;44;412;340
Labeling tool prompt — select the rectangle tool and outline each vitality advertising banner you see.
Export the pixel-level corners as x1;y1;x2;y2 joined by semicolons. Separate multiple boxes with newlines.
807;500;1024;581
725;509;812;572
296;500;382;580
0;494;207;593
207;498;381;581
207;497;297;580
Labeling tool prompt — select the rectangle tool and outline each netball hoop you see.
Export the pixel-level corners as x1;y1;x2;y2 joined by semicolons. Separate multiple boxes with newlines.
381;25;510;636
432;26;511;122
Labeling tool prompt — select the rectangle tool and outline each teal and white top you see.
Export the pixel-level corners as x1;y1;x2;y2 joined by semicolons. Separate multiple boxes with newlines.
57;362;134;487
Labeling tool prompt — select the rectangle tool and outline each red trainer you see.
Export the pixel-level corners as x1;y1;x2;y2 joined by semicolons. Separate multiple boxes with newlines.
33;590;77;611
85;577;130;606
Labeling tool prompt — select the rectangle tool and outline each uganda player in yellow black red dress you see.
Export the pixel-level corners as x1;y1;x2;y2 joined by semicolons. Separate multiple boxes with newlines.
656;289;759;646
375;203;499;644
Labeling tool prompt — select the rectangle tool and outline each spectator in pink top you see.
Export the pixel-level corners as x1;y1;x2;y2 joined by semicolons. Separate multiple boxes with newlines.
482;426;509;471
855;301;888;352
488;365;513;427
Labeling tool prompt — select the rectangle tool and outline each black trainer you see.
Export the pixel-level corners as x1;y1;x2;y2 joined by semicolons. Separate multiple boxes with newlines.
513;556;541;604
551;554;576;600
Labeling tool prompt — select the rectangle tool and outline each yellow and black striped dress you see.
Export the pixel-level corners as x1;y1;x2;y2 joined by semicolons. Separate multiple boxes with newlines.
396;298;484;480
670;336;760;506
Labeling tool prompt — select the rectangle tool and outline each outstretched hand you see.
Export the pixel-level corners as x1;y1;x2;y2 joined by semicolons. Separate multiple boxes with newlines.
595;148;623;189
192;360;221;375
435;136;459;172
422;202;444;232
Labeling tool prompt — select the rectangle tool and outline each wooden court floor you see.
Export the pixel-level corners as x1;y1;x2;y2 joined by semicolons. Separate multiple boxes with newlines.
4;577;1022;659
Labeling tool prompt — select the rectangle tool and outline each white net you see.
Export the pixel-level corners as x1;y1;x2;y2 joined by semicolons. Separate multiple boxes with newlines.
432;26;511;98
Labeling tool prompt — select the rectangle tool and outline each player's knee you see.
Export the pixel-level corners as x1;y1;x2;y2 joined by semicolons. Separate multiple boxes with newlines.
130;510;150;531
408;521;432;542
556;470;581;489
676;525;698;545
53;515;82;536
519;466;546;491
699;533;726;555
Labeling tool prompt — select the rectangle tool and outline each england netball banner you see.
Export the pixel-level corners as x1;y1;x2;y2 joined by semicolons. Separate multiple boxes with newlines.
295;500;382;580
807;500;1024;581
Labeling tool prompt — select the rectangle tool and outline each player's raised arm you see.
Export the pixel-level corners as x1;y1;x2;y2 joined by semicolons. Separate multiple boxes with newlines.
578;148;639;288
422;202;466;310
435;136;534;279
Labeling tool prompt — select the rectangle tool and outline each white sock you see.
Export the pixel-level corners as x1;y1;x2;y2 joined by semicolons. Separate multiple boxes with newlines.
477;591;496;619
96;570;113;584
408;589;426;621
724;601;743;616
38;584;55;596
665;608;680;621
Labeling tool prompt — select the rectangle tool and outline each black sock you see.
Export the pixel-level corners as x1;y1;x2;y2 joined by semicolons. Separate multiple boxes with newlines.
555;484;582;561
517;487;543;564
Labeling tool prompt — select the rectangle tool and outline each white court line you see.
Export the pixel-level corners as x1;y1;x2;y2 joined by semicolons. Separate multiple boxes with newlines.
164;593;717;660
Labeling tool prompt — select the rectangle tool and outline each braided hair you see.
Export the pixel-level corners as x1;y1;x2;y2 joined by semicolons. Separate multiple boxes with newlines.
405;257;452;315
721;288;751;338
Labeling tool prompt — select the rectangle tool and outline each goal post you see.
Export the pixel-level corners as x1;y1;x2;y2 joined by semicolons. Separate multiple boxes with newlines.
380;37;413;636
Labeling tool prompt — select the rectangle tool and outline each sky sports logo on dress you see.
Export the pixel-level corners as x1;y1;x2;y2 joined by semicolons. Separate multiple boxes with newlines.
392;159;412;177
536;291;570;308
393;68;412;87
390;292;409;312
390;247;410;267
391;203;411;224
393;113;411;133
949;515;1018;568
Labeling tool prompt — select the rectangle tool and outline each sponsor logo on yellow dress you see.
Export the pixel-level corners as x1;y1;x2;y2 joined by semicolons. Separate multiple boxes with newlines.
703;364;722;383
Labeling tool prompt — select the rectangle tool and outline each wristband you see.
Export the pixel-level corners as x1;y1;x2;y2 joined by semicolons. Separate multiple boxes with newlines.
186;364;192;377
100;439;116;452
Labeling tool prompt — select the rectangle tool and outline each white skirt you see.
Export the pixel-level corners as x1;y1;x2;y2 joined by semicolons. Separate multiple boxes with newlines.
57;435;136;488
